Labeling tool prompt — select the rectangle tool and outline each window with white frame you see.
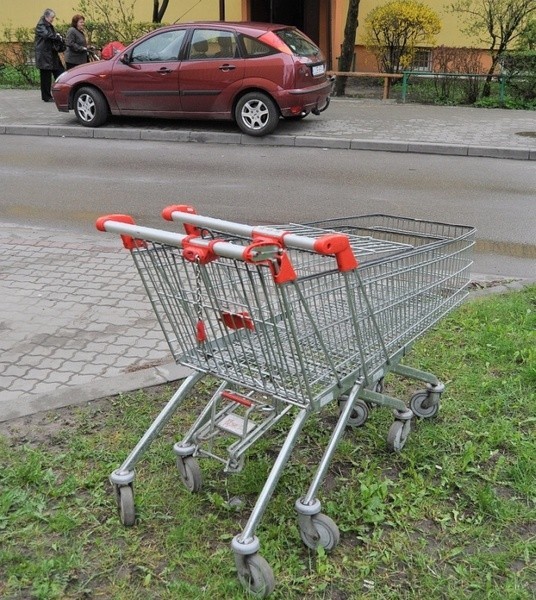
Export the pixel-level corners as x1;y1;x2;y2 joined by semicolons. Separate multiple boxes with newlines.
411;49;432;71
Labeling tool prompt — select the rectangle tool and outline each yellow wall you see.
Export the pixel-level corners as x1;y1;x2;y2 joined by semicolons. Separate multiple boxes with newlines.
2;0;241;31
4;0;479;50
356;0;480;49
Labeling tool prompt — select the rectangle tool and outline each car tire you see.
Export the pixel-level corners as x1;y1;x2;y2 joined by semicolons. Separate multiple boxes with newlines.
234;92;279;137
74;86;109;127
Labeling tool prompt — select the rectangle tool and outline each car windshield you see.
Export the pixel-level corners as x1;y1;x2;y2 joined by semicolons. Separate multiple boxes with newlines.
275;29;319;57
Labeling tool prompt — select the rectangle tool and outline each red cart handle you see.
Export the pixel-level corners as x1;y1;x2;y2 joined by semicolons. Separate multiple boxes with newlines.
162;204;358;272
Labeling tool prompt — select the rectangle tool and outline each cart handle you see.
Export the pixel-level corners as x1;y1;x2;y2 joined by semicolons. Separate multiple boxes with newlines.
96;214;297;283
162;205;358;272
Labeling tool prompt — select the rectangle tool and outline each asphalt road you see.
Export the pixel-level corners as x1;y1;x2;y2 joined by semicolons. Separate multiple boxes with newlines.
1;136;535;278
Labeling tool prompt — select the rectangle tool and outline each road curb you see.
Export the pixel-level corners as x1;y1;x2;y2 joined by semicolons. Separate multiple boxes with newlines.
1;124;534;160
0;362;192;423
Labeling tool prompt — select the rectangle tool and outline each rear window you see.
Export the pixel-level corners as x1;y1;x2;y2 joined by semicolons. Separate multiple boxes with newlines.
275;29;320;57
239;34;277;58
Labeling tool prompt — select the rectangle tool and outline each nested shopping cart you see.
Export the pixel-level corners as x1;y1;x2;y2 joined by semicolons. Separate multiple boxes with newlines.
96;206;475;598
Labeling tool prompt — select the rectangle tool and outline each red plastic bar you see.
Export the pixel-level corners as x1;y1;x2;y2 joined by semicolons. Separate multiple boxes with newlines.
221;390;254;407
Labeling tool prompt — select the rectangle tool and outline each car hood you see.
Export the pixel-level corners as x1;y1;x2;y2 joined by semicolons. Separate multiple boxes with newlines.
55;59;116;84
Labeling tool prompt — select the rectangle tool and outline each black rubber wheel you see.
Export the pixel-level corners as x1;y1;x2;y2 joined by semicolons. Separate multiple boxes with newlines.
74;86;109;127
234;92;279;136
346;399;369;427
387;420;410;453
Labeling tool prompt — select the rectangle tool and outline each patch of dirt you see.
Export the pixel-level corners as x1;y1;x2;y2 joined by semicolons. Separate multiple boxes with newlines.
0;400;100;446
0;384;170;445
124;358;170;372
468;278;516;290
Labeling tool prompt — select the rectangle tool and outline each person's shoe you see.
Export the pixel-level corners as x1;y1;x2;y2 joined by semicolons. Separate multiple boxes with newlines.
43;98;54;102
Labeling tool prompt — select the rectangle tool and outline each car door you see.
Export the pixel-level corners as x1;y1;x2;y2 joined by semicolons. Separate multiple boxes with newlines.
179;29;244;115
112;29;186;114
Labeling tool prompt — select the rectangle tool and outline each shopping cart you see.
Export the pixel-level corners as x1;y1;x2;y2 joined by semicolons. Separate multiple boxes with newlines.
96;206;475;597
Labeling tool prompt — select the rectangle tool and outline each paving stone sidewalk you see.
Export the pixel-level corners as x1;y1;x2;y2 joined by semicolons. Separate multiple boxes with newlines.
0;222;187;422
1;89;535;159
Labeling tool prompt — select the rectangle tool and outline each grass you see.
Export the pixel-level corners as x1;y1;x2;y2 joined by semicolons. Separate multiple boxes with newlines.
1;286;535;599
0;65;39;89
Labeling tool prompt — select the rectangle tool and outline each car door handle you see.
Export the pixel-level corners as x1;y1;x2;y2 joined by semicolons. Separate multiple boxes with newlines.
158;67;172;74
218;64;236;71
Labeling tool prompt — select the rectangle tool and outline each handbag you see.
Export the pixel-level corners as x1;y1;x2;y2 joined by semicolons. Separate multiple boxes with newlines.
53;37;67;53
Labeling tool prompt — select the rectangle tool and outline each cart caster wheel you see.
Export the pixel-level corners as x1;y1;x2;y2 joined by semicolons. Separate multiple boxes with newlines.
236;553;275;598
346;399;369;427
373;377;384;394
177;455;202;492
300;512;340;551
227;454;245;473
410;390;440;418
387;420;411;453
115;484;135;526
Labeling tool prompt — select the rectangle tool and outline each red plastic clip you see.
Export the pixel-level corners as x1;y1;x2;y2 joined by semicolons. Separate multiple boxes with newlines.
196;319;207;342
181;235;221;264
95;214;146;250
221;311;255;331
162;204;200;236
314;234;358;271
268;251;297;284
248;234;297;284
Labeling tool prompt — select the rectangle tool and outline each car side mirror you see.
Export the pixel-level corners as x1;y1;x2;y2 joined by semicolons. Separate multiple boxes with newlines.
120;53;131;64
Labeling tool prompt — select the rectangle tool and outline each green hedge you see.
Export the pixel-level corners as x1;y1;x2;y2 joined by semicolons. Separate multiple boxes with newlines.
500;51;536;102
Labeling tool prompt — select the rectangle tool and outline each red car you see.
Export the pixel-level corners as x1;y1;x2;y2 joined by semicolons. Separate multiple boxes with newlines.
52;22;332;137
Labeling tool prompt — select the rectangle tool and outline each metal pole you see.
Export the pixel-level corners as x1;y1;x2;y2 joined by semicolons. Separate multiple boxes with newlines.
402;71;408;103
219;0;225;21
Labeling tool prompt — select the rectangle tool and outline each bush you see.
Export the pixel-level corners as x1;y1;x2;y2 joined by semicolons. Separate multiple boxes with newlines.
83;20;162;49
500;51;536;101
0;26;38;87
0;64;39;88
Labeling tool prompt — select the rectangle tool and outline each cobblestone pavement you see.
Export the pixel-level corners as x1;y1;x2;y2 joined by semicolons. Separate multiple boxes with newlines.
0;223;187;422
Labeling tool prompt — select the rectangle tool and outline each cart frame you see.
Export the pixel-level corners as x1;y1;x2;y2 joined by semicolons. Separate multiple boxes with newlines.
97;206;475;597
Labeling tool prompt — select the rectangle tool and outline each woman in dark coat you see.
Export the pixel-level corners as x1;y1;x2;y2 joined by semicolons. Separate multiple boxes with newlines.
34;8;65;102
65;14;88;70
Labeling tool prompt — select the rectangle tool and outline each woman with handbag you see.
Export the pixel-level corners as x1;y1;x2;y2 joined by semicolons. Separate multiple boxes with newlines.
65;14;89;70
34;8;65;102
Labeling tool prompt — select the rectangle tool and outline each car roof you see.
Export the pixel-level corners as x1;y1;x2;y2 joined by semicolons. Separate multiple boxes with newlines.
157;21;294;37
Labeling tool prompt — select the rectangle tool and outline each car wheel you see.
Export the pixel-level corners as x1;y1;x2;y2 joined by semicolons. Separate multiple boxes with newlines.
74;86;109;127
235;92;279;137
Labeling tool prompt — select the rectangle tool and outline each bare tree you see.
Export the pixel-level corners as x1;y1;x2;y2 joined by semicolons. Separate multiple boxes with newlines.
449;0;536;95
153;0;170;23
333;0;361;96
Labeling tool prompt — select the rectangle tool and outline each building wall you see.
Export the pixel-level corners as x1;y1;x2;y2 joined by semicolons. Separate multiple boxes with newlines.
4;0;482;64
2;1;240;32
356;0;480;48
